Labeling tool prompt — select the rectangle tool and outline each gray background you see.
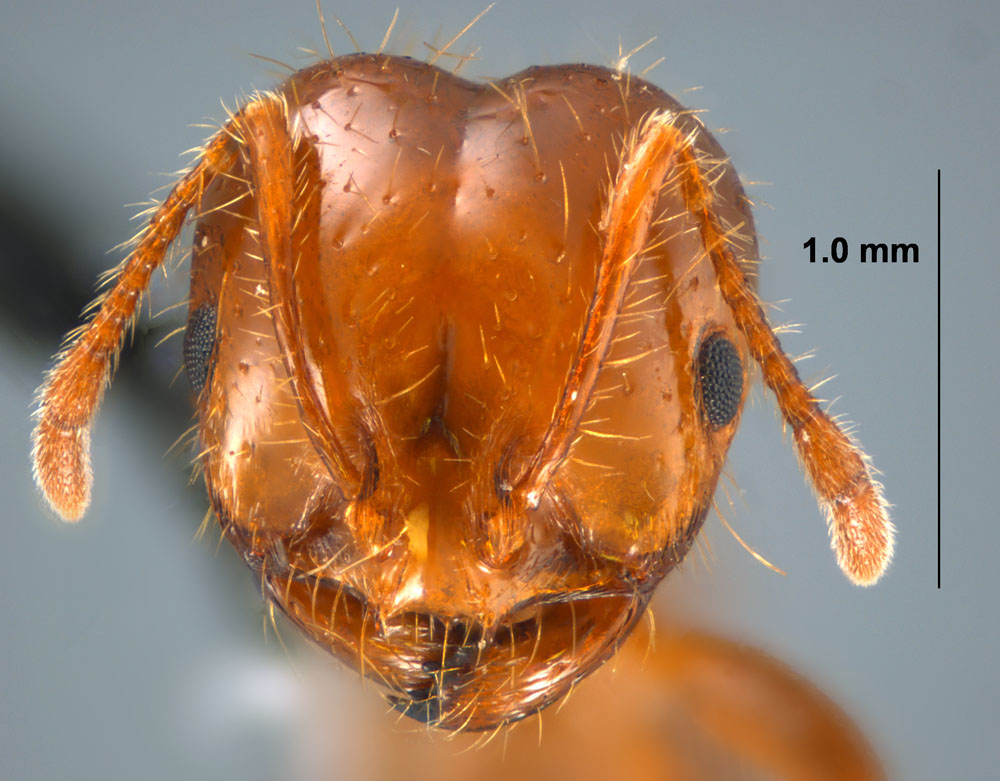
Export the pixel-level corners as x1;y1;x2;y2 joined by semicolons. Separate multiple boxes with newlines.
1;0;995;778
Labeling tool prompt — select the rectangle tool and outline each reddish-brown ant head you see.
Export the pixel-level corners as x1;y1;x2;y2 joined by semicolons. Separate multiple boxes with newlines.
31;53;892;730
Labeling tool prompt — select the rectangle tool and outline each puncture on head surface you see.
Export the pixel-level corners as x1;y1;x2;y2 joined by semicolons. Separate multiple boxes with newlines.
30;31;893;732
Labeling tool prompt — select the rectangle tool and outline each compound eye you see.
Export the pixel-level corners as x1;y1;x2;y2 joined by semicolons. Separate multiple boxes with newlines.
183;304;217;394
697;333;743;429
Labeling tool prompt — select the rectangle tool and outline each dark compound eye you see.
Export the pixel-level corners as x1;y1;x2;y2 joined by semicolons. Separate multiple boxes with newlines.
183;304;217;394
697;334;743;429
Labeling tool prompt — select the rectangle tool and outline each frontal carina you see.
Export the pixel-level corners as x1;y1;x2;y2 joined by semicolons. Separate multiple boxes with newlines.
31;53;893;731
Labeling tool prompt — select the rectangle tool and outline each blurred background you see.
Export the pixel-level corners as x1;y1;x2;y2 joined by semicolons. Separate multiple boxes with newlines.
1;0;995;778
